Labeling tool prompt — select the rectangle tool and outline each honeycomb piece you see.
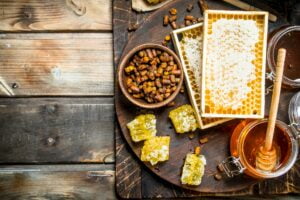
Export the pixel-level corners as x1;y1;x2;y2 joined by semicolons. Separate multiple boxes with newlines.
141;136;170;165
127;114;156;142
172;24;231;129
202;11;267;118
181;153;206;185
169;104;198;134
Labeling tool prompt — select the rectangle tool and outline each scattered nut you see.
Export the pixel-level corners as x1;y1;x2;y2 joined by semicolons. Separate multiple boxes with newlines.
199;137;208;144
169;8;177;15
185;15;195;21
165;35;171;41
163;15;169;26
167;101;176;107
169;15;177;22
198;0;208;15
162;40;167;46
188;133;195;139
128;24;138;32
170;21;177;29
194;146;201;155
187;3;194;12
180;86;185;93
197;17;203;22
214;173;222;181
185;20;192;26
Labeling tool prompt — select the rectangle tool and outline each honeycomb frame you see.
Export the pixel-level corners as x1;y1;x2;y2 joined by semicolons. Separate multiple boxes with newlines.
201;10;268;119
171;23;231;129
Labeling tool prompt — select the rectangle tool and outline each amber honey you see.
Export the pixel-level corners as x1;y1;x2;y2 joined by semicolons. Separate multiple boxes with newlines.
230;119;295;179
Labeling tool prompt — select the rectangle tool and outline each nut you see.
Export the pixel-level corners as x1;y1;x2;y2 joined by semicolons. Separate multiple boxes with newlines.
170;21;177;29
214;173;222;181
187;3;194;12
164;35;171;41
163;15;169;26
169;15;177;22
185;15;195;21
169;8;177;15
194;146;201;155
199;137;208;144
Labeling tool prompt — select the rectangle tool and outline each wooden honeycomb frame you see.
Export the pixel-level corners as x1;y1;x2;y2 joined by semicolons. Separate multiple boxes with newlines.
171;23;231;129
201;10;268;119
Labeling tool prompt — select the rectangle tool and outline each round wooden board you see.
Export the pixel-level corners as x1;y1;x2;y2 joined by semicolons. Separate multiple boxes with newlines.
115;0;287;193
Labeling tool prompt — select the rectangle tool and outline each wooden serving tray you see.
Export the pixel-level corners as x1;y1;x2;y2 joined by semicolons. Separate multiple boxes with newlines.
115;0;299;195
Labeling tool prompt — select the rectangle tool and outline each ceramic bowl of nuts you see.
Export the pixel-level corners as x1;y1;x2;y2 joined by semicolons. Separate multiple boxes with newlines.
118;43;184;109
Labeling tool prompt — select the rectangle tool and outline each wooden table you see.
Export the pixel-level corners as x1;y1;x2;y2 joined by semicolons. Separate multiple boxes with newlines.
0;0;299;199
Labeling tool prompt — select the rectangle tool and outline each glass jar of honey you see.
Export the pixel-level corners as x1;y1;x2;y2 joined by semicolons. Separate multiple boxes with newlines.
267;26;300;88
221;92;300;179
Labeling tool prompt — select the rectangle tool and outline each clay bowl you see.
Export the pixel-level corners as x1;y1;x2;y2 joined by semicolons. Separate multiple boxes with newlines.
118;43;183;109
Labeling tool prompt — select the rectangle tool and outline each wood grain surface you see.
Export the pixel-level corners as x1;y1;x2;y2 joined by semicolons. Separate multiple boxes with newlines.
0;0;115;199
0;0;112;32
0;164;116;200
114;0;300;198
0;98;114;163
0;33;113;96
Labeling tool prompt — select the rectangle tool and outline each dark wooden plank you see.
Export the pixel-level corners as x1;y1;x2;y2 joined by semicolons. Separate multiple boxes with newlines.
0;164;116;200
0;97;114;163
0;33;113;96
113;0;148;198
115;125;142;199
0;0;112;32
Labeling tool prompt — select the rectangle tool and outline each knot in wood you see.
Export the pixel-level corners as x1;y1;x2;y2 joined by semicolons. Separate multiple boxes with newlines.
24;11;32;19
46;105;57;113
47;137;56;146
66;0;87;16
11;83;19;89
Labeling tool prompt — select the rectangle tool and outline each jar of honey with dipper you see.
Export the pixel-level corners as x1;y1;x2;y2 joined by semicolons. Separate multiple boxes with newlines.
220;48;300;179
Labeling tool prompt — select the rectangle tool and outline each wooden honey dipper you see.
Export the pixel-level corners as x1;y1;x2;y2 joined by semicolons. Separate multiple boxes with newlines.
256;48;286;171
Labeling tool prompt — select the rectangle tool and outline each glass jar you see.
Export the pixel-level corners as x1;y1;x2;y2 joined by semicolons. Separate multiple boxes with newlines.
266;26;300;88
220;92;300;179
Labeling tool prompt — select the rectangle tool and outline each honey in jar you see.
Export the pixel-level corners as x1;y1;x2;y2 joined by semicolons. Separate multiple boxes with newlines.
220;119;298;179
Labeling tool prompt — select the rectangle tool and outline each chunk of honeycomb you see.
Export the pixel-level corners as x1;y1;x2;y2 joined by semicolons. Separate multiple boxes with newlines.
181;153;206;185
202;10;267;118
127;114;156;142
141;136;170;165
169;104;198;134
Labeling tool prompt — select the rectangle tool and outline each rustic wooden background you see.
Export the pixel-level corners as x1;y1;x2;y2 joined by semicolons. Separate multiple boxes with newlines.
0;0;115;199
0;0;299;199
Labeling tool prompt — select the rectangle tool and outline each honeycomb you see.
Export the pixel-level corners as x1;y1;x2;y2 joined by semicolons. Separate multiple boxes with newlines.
127;114;156;142
171;23;231;129
181;153;206;186
202;10;267;118
141;136;170;165
169;104;198;134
